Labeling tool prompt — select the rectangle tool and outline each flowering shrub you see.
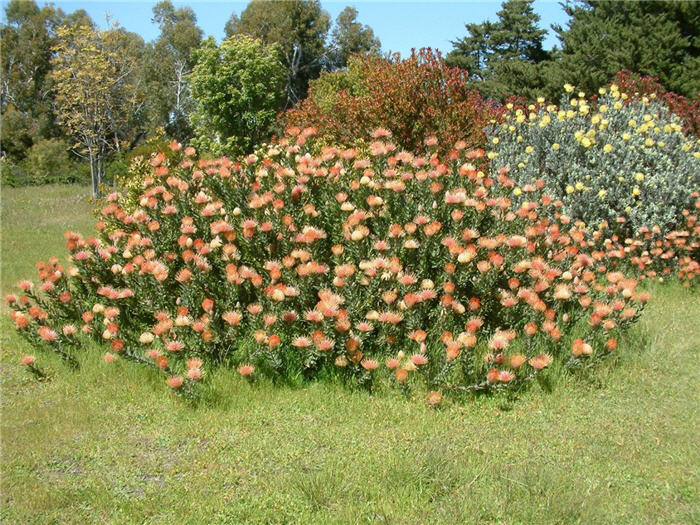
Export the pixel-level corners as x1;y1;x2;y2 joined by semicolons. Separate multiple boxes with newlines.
614;70;700;137
488;83;700;236
7;128;649;403
281;49;496;154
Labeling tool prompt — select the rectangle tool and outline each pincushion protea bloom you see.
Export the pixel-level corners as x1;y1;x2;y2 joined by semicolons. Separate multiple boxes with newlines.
166;376;184;389
21;355;36;366
427;391;442;407
529;354;552;370
238;364;254;377
361;359;379;371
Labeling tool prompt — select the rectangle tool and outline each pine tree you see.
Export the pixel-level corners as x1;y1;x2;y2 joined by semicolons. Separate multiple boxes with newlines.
447;0;551;100
553;0;699;98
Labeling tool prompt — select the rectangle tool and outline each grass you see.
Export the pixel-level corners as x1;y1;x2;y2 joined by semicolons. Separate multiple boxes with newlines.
1;184;698;524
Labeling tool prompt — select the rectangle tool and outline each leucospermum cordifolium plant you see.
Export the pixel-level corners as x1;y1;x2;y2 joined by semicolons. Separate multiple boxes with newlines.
7;128;650;404
487;82;700;236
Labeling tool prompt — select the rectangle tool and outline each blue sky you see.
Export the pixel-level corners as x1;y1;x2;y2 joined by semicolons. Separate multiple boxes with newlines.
7;1;571;56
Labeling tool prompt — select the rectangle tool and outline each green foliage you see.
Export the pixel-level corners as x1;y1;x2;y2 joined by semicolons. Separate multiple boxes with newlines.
51;23;144;196
553;0;700;99
224;0;331;106
487;84;700;233
1;139;88;186
140;0;203;142
0;0;93;161
189;35;286;157
305;58;368;113
327;6;380;70
446;0;551;100
21;138;76;185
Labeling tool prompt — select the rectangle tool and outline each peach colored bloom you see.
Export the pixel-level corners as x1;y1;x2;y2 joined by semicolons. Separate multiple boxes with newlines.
166;375;184;389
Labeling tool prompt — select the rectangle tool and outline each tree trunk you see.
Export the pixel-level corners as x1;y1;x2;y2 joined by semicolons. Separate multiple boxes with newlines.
89;147;102;198
89;149;99;198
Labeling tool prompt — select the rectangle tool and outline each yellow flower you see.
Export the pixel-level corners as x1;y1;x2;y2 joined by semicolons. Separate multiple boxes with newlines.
492;137;499;145
564;83;574;93
537;96;545;103
513;187;522;196
487;152;497;160
525;146;533;154
598;189;607;198
598;87;606;95
581;137;592;148
629;119;637;127
610;83;618;92
645;138;654;147
575;181;584;191
634;172;645;182
622;132;631;141
613;101;622;110
552;143;560;150
632;186;641;196
566;185;575;194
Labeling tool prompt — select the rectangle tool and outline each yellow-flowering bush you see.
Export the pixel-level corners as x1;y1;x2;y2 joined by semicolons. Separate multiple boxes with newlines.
488;84;700;234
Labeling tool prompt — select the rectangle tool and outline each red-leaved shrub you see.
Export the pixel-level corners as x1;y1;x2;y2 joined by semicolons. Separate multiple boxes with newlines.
281;49;498;154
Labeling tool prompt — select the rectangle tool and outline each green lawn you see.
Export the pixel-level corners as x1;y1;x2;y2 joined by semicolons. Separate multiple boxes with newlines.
1;184;698;524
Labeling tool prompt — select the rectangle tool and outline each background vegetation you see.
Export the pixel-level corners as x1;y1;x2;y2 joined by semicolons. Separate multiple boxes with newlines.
2;0;698;191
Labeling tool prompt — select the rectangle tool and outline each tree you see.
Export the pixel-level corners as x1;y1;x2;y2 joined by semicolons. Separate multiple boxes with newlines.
51;24;143;196
447;0;551;100
0;0;94;159
189;35;286;156
224;0;330;106
141;0;203;141
327;6;380;70
553;0;700;98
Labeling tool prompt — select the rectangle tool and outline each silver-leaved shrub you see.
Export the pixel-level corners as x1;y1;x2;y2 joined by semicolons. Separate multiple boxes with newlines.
487;84;700;233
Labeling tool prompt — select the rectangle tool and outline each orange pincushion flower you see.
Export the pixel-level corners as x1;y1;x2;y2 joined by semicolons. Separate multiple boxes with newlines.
166;376;184;389
21;355;36;366
186;367;203;380
529;354;552;370
427;391;442;407
509;354;526;369
395;368;408;382
238;364;254;377
361;359;379;371
572;339;592;357
486;368;500;383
